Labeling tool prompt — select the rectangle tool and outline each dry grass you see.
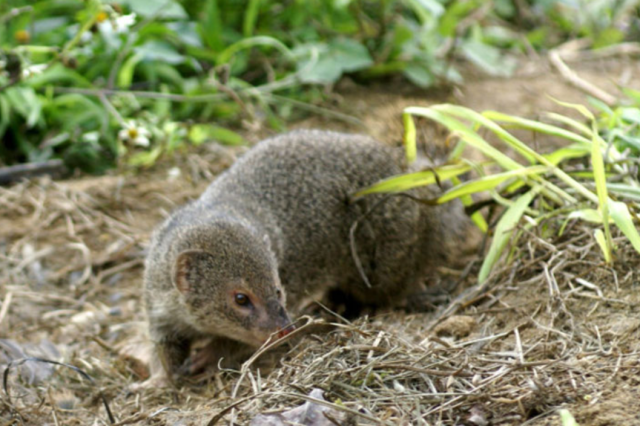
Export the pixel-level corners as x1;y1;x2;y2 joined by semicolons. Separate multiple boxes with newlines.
1;153;640;426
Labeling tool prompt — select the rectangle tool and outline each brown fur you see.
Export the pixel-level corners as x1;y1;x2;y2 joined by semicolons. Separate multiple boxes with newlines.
142;129;469;383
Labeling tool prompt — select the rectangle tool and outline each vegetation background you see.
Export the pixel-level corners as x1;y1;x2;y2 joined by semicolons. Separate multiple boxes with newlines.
1;0;638;173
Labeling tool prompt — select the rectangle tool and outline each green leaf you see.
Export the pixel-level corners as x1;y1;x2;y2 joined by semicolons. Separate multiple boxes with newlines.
403;62;434;88
188;124;245;146
559;409;579;426
606;183;640;201
200;0;223;51
405;106;524;172
412;0;445;17
594;229;611;263
590;122;613;262
487;111;591;146
354;163;473;198
609;199;640;255
459;39;516;77
27;63;93;88
543;144;590;166
593;28;624;49
478;188;539;283
403;112;417;164
118;53;143;88
550;97;595;121
0;95;10;136
218;36;294;66
437;166;548;204
559;208;604;236
5;87;41;128
296;39;373;84
135;41;185;65
120;0;187;19
128;147;163;167
243;0;262;37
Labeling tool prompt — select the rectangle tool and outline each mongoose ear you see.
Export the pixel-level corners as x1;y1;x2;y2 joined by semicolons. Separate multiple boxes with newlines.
173;249;212;295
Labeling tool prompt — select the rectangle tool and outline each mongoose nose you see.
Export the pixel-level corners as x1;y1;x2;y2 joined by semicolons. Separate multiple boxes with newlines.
277;324;296;339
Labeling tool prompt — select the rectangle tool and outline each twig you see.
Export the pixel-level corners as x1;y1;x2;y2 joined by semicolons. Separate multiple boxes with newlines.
0;160;67;186
548;49;618;106
3;357;115;424
0;292;13;331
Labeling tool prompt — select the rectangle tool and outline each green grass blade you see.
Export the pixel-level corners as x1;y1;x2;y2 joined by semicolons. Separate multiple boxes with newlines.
353;163;473;198
434;104;537;164
483;111;592;146
568;209;603;223
543;144;591;166
594;229;612;263
606;183;640;201
403;112;417;164
217;36;294;65
438;165;548;204
591;123;613;262
408;105;589;205
550;97;595;120
559;409;579;426
609;199;640;254
404;107;525;171
478;187;539;283
545;112;592;137
243;0;262;37
449;175;489;232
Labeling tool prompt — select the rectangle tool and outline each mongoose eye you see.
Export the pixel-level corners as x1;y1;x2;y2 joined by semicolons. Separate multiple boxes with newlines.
235;293;251;306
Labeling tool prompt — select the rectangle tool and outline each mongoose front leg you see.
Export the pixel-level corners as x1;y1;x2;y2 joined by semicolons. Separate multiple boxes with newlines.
187;337;255;374
156;336;191;380
129;337;190;391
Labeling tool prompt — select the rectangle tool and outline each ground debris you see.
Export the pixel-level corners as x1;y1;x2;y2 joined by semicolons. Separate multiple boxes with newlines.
249;389;354;426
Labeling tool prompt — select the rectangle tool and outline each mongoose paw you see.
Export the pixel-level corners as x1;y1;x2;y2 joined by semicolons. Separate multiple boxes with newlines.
128;371;172;391
185;342;220;375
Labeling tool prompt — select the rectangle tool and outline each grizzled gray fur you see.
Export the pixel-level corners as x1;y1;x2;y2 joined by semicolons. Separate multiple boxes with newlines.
142;129;467;382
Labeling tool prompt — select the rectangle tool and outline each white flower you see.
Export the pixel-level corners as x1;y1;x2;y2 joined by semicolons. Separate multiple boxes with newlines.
98;13;137;36
82;131;100;143
80;31;93;43
21;63;47;78
118;121;151;147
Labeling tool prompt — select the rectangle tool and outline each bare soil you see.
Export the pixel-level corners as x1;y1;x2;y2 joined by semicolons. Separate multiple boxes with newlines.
1;56;640;425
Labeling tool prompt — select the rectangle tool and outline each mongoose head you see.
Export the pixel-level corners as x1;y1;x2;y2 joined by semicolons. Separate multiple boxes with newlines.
171;223;294;347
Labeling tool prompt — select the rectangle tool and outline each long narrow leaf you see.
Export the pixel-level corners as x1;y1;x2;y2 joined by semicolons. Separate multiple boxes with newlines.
217;36;294;65
435;104;537;164
594;229;612;263
591;123;613;261
609;199;640;254
404;107;525;171
403;112;417;164
484;111;592;146
354;163;473;198
438;165;548;204
478;188;539;283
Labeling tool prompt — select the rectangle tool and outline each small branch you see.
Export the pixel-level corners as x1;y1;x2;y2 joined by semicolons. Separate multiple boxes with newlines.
0;159;67;186
548;49;618;106
0;6;33;23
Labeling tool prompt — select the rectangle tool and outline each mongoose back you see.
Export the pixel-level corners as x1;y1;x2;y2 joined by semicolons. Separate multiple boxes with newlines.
142;129;467;383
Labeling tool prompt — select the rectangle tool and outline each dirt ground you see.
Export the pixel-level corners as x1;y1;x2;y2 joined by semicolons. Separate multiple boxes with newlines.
1;55;640;425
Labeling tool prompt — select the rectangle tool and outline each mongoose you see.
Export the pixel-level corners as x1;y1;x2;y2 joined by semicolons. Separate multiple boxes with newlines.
142;129;467;384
